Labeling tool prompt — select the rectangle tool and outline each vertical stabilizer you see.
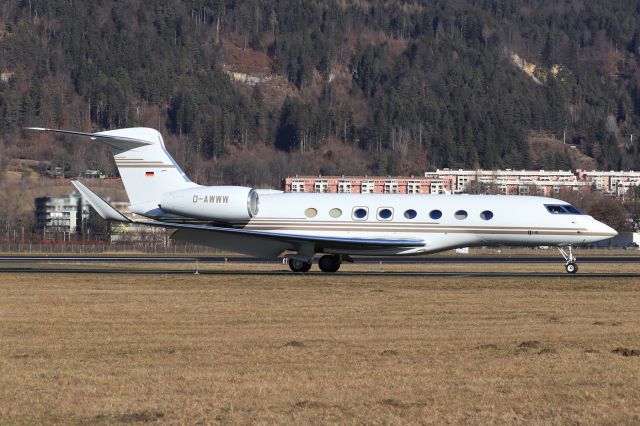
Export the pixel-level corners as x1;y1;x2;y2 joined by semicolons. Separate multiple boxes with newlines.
26;127;199;215
99;128;199;213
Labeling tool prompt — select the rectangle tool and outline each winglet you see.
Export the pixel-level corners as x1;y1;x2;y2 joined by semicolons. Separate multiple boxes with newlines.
71;180;131;222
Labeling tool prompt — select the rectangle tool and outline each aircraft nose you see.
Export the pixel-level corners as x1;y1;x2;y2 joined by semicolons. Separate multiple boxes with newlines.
599;222;618;238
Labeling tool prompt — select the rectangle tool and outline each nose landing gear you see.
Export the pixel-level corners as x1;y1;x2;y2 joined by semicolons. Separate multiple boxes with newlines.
558;246;578;274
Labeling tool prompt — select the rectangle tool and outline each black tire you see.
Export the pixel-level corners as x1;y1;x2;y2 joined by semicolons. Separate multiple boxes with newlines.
318;255;341;273
289;258;311;273
565;262;578;274
300;261;312;272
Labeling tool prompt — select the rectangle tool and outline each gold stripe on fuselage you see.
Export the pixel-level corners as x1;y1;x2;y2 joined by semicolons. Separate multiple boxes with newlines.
115;160;168;162
240;227;603;236
116;164;176;168
232;220;600;236
237;219;587;230
237;221;585;232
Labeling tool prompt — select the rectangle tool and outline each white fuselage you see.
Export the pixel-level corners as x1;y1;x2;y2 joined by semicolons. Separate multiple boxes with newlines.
31;126;616;263
225;193;616;255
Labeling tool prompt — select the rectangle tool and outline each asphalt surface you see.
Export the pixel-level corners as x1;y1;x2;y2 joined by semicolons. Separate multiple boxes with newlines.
0;267;637;278
1;255;640;263
0;255;637;278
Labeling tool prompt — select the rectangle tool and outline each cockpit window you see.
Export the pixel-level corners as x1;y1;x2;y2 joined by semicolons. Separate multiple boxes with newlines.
563;205;583;214
546;205;566;214
545;204;584;215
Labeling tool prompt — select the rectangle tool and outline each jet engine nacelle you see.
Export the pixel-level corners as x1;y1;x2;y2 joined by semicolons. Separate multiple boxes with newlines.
160;186;259;222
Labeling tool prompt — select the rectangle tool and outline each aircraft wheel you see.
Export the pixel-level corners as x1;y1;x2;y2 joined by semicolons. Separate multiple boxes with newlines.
319;255;341;273
565;262;578;274
289;258;312;273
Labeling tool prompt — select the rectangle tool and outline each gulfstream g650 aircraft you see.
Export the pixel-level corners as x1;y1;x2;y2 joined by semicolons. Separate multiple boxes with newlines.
27;127;617;273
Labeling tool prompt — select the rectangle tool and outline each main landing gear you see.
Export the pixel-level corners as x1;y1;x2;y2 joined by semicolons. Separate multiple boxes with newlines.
287;254;345;273
318;254;341;273
558;246;578;274
288;258;312;273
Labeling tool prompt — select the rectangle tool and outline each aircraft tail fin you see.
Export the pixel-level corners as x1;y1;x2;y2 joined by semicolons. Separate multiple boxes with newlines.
27;127;199;214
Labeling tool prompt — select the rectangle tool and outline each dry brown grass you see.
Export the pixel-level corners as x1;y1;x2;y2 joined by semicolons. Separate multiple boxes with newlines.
1;271;640;424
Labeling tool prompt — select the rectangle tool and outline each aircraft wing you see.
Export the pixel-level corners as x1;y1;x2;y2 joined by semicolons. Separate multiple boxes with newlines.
146;220;425;254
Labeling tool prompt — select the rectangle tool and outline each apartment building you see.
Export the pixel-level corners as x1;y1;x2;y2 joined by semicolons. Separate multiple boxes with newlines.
35;192;90;237
579;170;640;196
34;193;162;242
286;176;433;194
284;169;640;196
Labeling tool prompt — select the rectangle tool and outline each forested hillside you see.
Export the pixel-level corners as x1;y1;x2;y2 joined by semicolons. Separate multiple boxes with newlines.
2;0;640;186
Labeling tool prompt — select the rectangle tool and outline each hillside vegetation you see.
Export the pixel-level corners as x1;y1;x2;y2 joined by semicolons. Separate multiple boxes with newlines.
2;0;640;186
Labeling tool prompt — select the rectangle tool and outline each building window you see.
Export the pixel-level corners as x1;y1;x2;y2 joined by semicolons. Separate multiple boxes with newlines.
457;177;469;192
377;207;393;220
353;207;368;220
384;181;399;194
429;210;442;220
314;180;328;193
480;210;493;220
518;186;529;195
304;208;317;218
454;210;468;220
291;181;306;193
338;181;352;193
329;208;342;218
407;182;421;194
430;180;444;194
404;209;417;219
361;181;375;194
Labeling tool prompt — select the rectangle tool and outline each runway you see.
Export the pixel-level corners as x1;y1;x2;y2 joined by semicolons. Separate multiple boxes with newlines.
0;267;638;278
0;255;638;278
1;255;640;263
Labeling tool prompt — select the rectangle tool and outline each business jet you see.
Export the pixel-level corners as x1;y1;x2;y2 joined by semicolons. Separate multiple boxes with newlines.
26;127;618;274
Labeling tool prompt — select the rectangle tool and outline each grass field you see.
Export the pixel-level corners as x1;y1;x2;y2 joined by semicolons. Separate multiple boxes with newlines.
1;269;640;424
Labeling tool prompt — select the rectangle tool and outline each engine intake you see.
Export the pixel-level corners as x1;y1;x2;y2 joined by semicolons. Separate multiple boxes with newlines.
160;186;259;221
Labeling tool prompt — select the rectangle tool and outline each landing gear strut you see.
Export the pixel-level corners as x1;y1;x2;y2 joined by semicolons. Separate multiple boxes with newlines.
318;254;341;273
288;258;312;273
559;246;578;274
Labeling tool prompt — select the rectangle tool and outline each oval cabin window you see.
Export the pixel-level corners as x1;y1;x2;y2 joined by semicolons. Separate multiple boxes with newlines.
353;207;368;220
404;209;417;219
304;208;318;218
480;210;493;220
429;210;442;220
329;208;342;218
454;210;468;220
377;208;393;220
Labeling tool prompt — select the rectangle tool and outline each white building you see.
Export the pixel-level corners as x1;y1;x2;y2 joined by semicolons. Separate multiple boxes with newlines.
35;192;89;237
283;169;640;196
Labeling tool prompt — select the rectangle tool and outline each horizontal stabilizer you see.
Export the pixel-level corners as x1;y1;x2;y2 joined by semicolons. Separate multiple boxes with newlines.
71;181;130;222
25;127;153;150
